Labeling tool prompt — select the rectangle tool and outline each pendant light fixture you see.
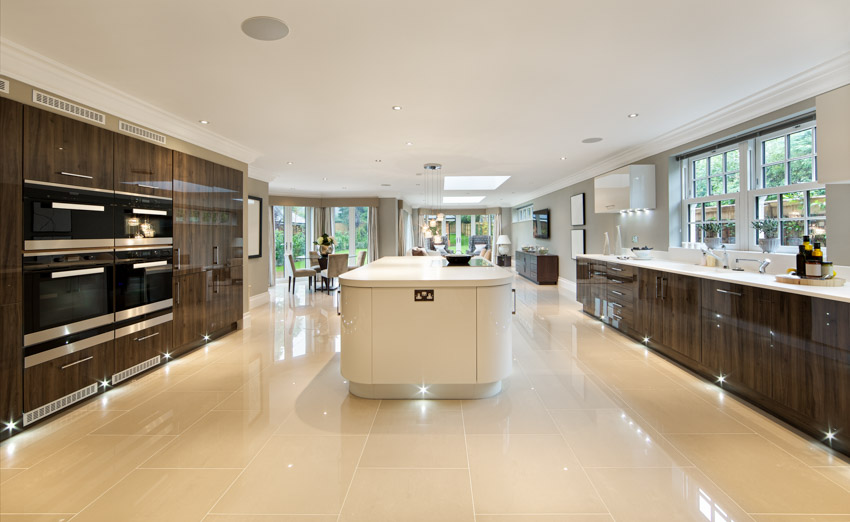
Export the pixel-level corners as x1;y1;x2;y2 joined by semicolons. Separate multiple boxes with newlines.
424;163;443;244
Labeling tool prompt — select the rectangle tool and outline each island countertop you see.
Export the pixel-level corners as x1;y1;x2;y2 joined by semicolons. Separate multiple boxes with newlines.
339;256;514;288
578;254;850;304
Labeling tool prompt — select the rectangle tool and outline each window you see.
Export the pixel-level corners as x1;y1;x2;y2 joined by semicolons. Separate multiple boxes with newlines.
682;118;825;252
333;207;370;261
514;205;532;222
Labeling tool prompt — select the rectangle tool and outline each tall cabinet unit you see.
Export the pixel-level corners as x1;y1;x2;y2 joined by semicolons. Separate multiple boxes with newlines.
1;98;24;436
172;152;242;355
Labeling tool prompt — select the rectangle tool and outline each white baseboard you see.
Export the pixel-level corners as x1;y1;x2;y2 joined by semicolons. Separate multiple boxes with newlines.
249;291;270;309
558;277;577;294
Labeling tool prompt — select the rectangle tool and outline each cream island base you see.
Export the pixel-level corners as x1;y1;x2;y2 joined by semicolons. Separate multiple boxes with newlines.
338;256;514;399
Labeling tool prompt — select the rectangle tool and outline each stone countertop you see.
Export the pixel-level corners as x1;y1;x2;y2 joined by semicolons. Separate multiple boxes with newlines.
339;256;514;288
579;254;850;304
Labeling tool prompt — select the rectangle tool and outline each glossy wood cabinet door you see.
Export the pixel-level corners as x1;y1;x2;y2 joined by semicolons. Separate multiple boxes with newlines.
811;298;850;434
173;152;210;273
635;268;663;343
114;134;173;197
662;273;701;361
227;264;244;325
0;303;22;432
23;106;114;190
206;268;229;333
115;320;172;373
1;98;22;306
23;339;114;412
173;272;207;351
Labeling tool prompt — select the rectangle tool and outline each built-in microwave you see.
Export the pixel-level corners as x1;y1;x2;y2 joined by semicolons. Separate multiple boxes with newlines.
114;246;173;322
114;193;172;247
23;249;115;346
23;181;115;250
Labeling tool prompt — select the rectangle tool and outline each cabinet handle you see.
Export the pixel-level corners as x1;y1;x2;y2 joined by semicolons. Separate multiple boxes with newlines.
175;248;181;270
60;356;93;370
337;290;341;316
138;184;157;189
134;332;160;342
610;301;623;309
131;169;153;175
176;280;180;305
213;246;219;265
655;277;659;299
612;313;624;321
716;288;742;297
512;288;517;315
610;267;623;272
661;277;667;300
59;171;93;179
609;278;624;284
611;290;625;296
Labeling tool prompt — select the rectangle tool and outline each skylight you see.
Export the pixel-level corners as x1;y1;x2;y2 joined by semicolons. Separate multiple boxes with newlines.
443;176;510;190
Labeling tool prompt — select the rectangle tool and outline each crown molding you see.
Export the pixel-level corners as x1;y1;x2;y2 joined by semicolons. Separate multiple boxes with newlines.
0;37;260;164
510;51;850;207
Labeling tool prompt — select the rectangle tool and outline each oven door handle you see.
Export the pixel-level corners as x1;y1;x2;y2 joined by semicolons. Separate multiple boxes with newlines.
52;202;105;212
132;261;169;270
51;267;105;279
131;208;168;216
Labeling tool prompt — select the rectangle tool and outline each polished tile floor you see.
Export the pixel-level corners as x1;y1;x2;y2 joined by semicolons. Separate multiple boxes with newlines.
2;273;850;521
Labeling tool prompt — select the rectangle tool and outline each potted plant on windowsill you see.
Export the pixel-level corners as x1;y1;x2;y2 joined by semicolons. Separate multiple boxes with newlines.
314;233;336;257
751;219;779;253
697;222;724;249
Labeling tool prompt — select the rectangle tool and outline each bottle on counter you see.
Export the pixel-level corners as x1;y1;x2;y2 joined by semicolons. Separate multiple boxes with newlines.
813;242;823;263
796;245;807;277
803;235;813;259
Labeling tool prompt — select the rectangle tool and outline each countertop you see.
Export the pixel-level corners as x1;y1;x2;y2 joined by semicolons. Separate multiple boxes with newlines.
339;256;514;288
579;254;850;304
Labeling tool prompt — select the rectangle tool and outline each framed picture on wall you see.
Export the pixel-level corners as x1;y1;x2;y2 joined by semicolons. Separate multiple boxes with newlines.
248;196;262;259
570;193;585;226
570;229;585;260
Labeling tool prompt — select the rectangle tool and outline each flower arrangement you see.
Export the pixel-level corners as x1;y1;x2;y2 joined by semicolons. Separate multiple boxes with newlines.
314;233;336;255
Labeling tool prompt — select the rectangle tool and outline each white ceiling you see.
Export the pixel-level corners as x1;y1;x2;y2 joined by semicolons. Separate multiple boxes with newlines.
2;0;849;207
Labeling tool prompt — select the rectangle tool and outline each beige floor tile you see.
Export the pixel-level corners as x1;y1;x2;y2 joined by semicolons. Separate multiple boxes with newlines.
466;434;606;514
212;435;365;514
668;433;850;514
203;515;338;522
168;362;262;392
0;409;125;469
0;467;24;483
339;468;473;521
475;515;614;522
751;516;850;521
620;388;752;434
274;393;379;436
72;468;239;522
550;409;692;468
141;410;281;468
528;373;621;410
586;467;754;522
92;391;230;436
0;435;171;513
814;465;850;493
579;359;683;390
0;516;76;522
462;388;558;435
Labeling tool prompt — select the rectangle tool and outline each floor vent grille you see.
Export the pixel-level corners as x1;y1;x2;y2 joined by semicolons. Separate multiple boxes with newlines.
112;355;161;385
0;78;9;94
119;121;167;145
32;90;106;125
23;383;99;426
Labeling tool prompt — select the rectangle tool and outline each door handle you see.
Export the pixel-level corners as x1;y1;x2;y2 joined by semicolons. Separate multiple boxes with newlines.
213;246;219;265
131;208;168;216
134;332;160;342
52;267;105;279
52;202;104;212
60;356;93;370
176;280;180;305
716;288;742;297
512;288;517;315
133;261;168;269
59;171;93;179
610;266;623;272
611;290;625;296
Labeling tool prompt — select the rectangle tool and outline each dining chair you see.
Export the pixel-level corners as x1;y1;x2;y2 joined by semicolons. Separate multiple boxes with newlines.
308;251;322;287
287;254;319;293
321;253;349;294
349;250;367;269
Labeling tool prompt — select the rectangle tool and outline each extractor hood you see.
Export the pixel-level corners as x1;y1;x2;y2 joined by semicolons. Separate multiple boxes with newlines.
594;164;655;213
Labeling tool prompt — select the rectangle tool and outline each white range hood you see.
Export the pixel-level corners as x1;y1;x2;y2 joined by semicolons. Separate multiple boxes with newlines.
594;164;656;213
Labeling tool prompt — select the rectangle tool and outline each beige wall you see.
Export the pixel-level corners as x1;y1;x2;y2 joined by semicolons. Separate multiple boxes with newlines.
513;93;850;282
378;198;398;258
246;177;270;300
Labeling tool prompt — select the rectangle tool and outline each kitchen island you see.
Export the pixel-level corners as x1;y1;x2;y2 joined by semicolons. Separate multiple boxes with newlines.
338;256;514;399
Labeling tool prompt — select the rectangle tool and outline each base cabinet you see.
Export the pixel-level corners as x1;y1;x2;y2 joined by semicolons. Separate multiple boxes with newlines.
23;340;114;415
636;269;700;361
516;251;559;285
173;272;207;352
114;320;173;376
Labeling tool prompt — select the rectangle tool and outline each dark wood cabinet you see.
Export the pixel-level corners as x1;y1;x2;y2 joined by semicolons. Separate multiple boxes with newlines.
173;272;207;353
516;251;558;285
576;257;607;317
114;320;173;375
0;303;22;434
23;339;114;413
23;106;114;190
173;151;209;273
114;134;173;197
636;269;700;361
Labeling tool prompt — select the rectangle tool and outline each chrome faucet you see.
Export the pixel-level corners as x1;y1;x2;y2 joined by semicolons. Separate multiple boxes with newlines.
701;244;729;269
735;257;771;274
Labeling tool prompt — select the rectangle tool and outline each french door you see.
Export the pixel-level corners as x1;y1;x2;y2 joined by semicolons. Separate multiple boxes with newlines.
273;206;308;283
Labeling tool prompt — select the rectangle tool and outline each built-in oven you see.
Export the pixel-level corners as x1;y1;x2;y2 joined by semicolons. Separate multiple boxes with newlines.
23;181;115;251
114;247;173;322
23;250;115;346
114;193;172;247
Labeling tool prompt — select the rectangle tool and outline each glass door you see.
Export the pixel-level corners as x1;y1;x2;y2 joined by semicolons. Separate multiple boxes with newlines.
273;206;308;284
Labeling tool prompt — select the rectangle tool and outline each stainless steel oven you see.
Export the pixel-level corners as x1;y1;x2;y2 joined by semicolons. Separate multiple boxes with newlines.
114;193;172;247
24;181;115;250
23;250;115;346
115;247;173;322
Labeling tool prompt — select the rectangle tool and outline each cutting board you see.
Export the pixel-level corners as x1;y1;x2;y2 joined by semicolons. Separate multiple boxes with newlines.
775;274;846;287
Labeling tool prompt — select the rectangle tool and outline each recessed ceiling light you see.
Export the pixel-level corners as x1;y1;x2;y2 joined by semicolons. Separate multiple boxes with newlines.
582;137;603;143
560;157;567;161
406;142;413;146
287;161;293;165
392;106;402;111
444;176;510;191
322;177;327;181
380;183;391;187
199;120;209;125
628;113;639;118
444;196;486;204
241;16;290;41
